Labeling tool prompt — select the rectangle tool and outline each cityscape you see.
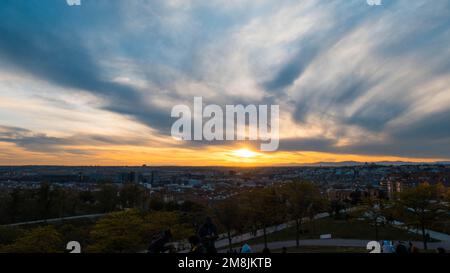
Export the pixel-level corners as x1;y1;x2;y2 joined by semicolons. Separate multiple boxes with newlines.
1;163;450;205
0;163;449;254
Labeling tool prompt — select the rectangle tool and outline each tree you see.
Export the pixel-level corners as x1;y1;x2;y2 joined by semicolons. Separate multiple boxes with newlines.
214;198;243;251
87;209;194;253
88;209;145;253
179;200;210;231
58;224;91;248
61;189;83;216
329;199;347;219
96;184;118;213
142;211;194;242
52;187;68;218
7;189;22;223
446;187;450;203
394;183;448;249
0;226;63;253
352;197;389;241
305;191;328;235
241;187;285;249
36;182;53;219
281;181;325;247
148;196;165;211
0;226;23;246
119;183;146;210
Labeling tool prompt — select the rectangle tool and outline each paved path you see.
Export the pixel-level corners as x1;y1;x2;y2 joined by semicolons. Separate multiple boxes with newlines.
179;209;450;252
5;213;107;227
214;212;330;249
212;210;450;250
219;239;450;253
391;221;450;242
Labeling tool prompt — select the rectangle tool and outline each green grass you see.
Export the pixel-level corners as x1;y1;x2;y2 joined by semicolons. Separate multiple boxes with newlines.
271;246;437;253
227;218;428;248
273;246;367;253
430;219;450;234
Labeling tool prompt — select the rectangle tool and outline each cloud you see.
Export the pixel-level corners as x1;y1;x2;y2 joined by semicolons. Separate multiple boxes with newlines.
0;125;153;153
0;0;174;133
0;0;449;161
277;0;450;158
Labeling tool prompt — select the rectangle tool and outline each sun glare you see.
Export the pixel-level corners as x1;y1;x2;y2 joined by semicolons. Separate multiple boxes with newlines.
233;148;258;158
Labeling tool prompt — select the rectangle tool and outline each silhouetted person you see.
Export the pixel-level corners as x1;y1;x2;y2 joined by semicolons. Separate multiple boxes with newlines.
262;247;271;254
436;247;446;254
148;229;173;253
241;243;252;253
198;217;218;254
395;241;408;254
189;235;206;254
382;241;394;253
408;241;419;253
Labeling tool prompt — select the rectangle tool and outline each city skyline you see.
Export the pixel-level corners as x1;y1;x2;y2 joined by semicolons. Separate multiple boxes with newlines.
1;0;450;166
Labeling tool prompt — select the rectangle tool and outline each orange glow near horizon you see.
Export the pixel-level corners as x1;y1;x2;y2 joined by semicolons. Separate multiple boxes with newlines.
232;148;259;158
0;142;444;167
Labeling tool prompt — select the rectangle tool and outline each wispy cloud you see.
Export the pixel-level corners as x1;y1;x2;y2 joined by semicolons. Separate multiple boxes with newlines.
0;0;449;163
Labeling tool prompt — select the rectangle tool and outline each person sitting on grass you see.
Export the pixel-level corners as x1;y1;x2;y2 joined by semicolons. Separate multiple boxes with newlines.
241;243;252;253
408;241;419;254
262;247;271;254
436;247;446;254
147;229;173;253
395;241;408;254
189;235;207;254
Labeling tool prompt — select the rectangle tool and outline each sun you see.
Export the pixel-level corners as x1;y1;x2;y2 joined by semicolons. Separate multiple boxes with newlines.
233;148;259;158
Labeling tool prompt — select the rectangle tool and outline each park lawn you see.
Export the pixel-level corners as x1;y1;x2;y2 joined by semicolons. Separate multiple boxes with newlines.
273;246;367;253
430;219;450;234
271;246;438;253
241;218;427;246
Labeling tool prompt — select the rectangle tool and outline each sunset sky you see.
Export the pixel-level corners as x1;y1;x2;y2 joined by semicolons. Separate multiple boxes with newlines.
0;0;449;166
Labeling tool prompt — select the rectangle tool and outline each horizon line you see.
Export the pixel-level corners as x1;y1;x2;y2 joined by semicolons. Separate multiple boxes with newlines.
1;160;450;168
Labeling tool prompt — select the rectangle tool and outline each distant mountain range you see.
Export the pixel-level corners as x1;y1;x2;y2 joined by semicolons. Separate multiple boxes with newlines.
1;161;450;168
281;161;450;167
